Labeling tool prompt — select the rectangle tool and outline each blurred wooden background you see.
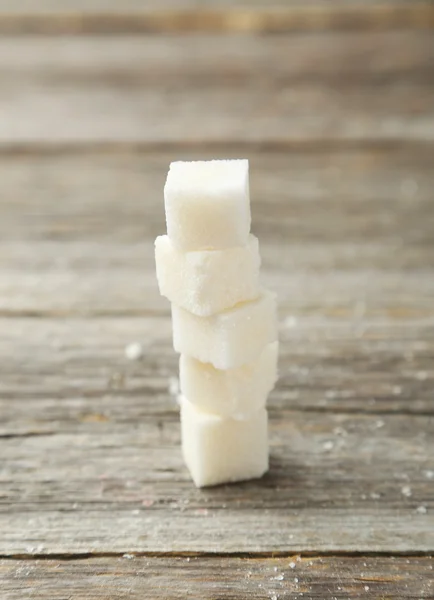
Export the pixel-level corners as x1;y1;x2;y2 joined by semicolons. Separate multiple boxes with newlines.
1;1;433;598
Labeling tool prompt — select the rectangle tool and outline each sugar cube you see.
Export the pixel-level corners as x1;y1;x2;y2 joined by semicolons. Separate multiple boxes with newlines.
180;341;278;418
155;234;260;316
164;159;250;250
180;396;268;487
172;289;278;369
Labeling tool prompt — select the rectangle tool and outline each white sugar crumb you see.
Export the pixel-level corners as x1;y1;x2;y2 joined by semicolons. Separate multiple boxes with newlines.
370;492;381;500
274;574;284;581
322;440;334;451
169;376;179;396
401;485;412;497
294;577;299;583
26;544;44;554
289;562;296;569
270;595;278;600
364;585;370;592
125;342;143;361
424;470;434;480
122;554;135;559
375;419;385;429
333;426;346;437
284;315;298;328
416;505;427;514
416;371;428;381
274;566;278;572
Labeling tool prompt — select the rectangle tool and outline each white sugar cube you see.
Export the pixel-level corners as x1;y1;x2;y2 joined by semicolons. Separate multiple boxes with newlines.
180;396;268;487
172;290;278;369
180;341;278;418
155;234;260;317
164;159;250;250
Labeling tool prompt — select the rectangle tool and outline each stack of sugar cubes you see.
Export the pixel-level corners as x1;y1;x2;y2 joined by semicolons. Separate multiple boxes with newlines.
155;159;278;487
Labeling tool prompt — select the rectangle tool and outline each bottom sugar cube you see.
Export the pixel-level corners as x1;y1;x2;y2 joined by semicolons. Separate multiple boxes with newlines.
180;396;268;487
179;341;278;419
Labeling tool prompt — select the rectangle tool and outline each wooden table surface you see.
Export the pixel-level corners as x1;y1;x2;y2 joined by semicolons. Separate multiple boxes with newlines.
1;1;433;598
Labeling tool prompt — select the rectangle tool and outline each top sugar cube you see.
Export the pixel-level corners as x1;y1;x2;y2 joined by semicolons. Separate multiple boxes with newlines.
164;159;251;251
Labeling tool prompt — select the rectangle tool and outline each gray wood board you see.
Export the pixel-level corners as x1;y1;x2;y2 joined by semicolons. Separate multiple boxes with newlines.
0;1;432;35
0;33;433;145
1;149;433;317
0;317;433;416
1;404;433;553
1;555;433;599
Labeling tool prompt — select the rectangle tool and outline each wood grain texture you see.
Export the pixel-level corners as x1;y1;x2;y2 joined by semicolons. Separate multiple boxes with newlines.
1;149;433;317
1;391;433;553
0;1;433;35
1;555;433;599
0;316;433;417
1;0;430;11
1;2;433;596
0;33;433;145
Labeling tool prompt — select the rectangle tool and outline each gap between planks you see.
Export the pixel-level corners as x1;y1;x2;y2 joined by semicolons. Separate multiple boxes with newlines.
1;550;432;560
0;139;433;157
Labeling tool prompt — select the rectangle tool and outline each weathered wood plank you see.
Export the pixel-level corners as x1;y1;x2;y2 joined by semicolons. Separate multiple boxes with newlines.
1;555;433;599
3;252;434;317
1;0;428;11
1;149;433;316
0;10;432;581
0;33;433;144
0;1;433;34
0;317;433;417
0;405;433;553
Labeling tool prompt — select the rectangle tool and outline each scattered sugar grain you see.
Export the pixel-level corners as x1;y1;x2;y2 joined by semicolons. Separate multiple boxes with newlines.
401;485;412;497
125;342;143;361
